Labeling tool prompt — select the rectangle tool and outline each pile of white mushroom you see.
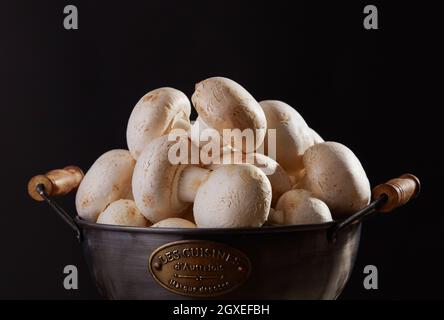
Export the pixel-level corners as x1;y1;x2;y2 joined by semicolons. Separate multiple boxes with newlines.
75;77;371;228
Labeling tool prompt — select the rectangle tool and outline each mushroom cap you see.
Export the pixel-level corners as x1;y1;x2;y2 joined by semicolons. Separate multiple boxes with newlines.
303;141;371;217
273;189;332;225
245;153;292;206
193;164;272;228
192;77;267;152
132;135;191;223
259;100;315;176
203;149;291;206
75;149;135;222
96;199;150;227
309;128;324;144
152;218;196;228
126;87;191;159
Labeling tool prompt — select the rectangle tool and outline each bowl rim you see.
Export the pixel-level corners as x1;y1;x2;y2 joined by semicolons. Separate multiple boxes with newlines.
75;216;338;235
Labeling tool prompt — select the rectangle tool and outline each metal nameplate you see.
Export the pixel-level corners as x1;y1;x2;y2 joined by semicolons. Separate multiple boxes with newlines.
148;240;251;297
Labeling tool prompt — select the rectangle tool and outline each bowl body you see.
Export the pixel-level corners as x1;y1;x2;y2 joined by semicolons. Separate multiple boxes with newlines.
78;219;361;300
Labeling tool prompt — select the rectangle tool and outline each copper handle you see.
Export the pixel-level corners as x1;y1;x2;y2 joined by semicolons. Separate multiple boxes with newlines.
372;173;420;213
28;166;84;201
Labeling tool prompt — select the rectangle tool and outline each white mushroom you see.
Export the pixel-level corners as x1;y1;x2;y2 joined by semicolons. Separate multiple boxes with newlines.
132;135;272;227
191;77;267;153
309;128;324;144
75;149;135;222
269;189;332;225
287;129;322;187
245;153;292;206
205;149;291;206
126;87;191;159
152;218;196;228
301;141;371;218
96;199;150;227
259;100;316;176
193;163;272;228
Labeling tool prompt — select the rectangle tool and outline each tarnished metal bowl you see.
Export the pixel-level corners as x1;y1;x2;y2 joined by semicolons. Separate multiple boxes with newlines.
78;219;360;300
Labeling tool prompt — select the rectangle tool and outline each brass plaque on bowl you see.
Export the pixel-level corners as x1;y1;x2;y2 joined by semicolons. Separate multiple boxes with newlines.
148;240;251;297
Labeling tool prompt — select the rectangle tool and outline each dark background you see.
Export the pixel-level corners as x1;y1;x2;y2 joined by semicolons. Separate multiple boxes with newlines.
0;0;440;299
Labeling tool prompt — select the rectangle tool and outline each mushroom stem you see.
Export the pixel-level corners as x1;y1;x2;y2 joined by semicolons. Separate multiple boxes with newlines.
178;166;210;203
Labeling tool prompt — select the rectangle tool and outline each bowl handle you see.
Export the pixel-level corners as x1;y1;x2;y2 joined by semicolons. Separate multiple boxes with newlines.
28;166;84;201
328;173;420;242
372;173;420;213
27;166;84;241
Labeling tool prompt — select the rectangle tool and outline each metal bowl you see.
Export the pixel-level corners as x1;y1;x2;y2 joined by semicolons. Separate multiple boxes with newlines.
78;218;360;300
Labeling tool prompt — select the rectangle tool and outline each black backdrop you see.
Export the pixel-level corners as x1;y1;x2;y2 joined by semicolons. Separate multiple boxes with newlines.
0;0;440;299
